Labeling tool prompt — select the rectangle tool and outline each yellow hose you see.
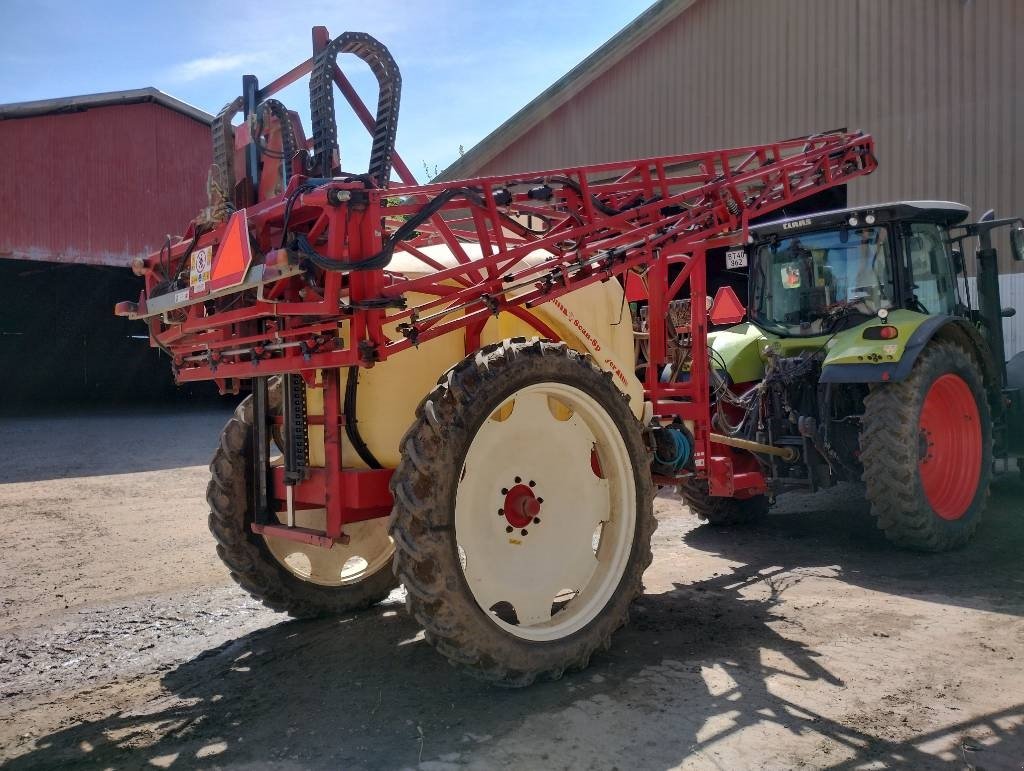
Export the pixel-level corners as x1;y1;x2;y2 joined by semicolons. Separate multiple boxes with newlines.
710;433;798;462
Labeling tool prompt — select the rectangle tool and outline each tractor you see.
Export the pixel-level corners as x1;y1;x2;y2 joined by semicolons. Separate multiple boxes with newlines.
115;28;1019;684
679;202;1024;552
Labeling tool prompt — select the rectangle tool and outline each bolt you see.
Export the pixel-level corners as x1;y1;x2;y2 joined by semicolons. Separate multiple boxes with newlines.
506;526;513;533
529;480;536;487
501;487;509;495
515;476;522;483
533;517;541;524
521;529;528;536
537;497;544;504
498;508;504;517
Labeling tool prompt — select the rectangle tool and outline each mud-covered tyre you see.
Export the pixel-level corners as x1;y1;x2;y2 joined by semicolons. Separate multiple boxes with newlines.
389;338;656;686
208;391;399;618
860;340;992;551
678;479;769;526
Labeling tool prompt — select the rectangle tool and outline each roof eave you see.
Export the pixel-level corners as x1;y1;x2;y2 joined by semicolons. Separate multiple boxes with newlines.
0;87;213;125
436;0;697;182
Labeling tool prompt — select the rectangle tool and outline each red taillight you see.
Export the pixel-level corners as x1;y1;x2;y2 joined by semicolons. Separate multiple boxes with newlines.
863;325;899;340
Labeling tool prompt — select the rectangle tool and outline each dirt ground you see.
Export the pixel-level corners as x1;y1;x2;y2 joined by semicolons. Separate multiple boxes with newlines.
1;409;1022;770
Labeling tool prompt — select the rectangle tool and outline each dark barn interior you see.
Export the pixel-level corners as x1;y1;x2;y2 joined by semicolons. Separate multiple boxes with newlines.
0;260;219;411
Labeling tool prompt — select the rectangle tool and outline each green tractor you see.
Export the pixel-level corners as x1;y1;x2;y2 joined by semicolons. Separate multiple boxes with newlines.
680;201;1024;551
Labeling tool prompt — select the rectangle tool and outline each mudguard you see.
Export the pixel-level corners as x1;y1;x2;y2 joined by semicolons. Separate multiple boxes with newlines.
819;314;996;389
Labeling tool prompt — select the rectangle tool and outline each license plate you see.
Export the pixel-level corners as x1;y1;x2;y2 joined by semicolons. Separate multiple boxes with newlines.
725;249;748;269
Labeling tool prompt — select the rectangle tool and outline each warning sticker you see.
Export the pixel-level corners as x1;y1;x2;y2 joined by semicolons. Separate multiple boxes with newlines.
190;246;212;293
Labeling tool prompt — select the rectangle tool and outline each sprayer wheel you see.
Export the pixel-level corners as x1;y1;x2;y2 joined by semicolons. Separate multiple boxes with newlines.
207;388;398;618
389;338;656;686
860;341;991;551
678;479;769;526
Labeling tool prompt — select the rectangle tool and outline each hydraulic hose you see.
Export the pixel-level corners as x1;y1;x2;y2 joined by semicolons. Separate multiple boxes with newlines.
344;366;382;469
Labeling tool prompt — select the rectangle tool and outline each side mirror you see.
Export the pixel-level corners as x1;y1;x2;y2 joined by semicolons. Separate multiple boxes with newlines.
1011;225;1024;262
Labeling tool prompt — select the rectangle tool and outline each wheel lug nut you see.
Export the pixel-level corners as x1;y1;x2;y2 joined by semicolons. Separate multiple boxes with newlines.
521;529;528;536
514;476;522;483
533;517;541;524
501;488;508;495
537;497;544;504
528;480;536;487
498;508;504;517
506;526;513;533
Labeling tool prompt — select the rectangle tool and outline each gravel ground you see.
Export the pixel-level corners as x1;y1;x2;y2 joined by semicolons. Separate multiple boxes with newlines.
0;409;1022;770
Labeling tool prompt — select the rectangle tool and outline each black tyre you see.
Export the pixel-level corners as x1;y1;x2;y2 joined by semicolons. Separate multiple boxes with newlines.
389;338;656;686
860;341;992;551
678;479;769;526
208;390;399;618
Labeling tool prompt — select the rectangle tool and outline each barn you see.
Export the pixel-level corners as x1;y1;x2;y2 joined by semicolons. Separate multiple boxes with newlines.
442;0;1024;354
0;89;215;407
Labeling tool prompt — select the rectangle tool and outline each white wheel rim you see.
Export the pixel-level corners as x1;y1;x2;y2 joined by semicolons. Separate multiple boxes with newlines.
263;509;394;588
454;382;637;642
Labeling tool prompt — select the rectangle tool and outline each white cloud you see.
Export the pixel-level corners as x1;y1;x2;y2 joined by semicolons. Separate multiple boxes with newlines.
168;53;263;83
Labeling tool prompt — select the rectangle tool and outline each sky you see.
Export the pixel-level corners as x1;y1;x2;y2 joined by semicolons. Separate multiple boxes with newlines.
0;0;652;178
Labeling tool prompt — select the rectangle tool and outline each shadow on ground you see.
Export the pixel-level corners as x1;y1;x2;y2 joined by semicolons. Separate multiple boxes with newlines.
684;475;1024;619
4;472;1022;768
7;577;1021;769
0;407;236;483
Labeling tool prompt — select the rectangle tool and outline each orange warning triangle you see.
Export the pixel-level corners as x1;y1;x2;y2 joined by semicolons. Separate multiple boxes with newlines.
209;210;252;291
709;285;746;326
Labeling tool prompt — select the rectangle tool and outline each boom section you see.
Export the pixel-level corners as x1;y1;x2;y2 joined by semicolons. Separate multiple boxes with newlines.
121;133;877;389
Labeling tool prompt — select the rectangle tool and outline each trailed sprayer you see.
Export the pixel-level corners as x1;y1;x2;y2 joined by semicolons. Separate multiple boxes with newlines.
118;28;1024;684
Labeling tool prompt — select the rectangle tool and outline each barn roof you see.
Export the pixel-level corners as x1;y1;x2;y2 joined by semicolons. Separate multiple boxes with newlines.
0;87;213;125
437;0;697;181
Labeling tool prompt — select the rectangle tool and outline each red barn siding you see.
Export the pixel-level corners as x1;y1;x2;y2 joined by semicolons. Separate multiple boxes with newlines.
0;102;210;267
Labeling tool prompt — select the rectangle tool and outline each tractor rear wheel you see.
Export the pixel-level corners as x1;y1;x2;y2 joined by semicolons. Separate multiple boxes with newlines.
389;339;656;686
207;388;399;617
859;341;992;551
678;479;769;526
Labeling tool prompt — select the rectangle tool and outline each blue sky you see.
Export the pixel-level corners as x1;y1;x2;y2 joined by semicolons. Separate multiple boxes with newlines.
1;1;651;178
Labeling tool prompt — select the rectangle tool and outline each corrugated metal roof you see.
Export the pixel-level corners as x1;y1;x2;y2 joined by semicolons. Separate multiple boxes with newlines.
0;87;212;125
437;0;696;181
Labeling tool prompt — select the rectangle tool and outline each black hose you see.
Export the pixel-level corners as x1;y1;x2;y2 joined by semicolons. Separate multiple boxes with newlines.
289;176;642;274
344;366;381;469
296;186;481;272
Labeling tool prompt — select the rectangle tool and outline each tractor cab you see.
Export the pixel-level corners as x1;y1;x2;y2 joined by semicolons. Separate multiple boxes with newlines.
748;201;971;338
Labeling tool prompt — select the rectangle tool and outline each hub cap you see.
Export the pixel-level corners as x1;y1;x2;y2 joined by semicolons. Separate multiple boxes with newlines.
454;383;636;641
918;373;982;520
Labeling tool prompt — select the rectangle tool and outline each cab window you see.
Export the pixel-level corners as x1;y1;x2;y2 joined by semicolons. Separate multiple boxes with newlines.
906;223;955;315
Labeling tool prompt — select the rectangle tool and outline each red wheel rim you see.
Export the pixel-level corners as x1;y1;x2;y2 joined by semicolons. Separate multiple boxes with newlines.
917;374;982;520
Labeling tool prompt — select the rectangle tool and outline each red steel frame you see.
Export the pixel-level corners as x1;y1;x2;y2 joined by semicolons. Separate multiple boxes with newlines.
118;28;877;547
